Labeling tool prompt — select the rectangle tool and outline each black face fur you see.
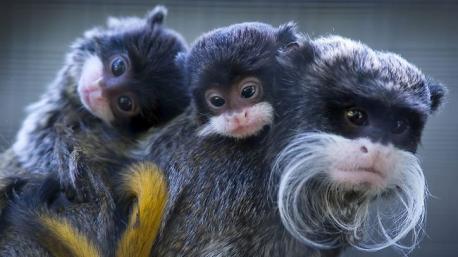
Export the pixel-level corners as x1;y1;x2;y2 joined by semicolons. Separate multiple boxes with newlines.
73;7;189;133
274;36;446;153
183;22;298;125
271;35;447;250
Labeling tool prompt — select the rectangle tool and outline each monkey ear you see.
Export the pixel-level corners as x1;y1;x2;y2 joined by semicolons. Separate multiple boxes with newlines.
276;22;299;47
282;41;301;53
276;38;315;68
146;5;167;28
427;78;447;113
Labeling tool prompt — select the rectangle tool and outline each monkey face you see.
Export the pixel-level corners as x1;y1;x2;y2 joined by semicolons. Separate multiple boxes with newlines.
186;22;299;139
78;52;150;126
273;36;446;251
197;77;273;138
78;54;140;125
73;8;188;133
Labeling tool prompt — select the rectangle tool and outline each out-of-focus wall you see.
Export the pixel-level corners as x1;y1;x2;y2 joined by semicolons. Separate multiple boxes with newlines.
0;0;456;256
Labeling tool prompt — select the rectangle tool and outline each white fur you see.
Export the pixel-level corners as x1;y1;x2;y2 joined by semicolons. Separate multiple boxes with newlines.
312;35;425;92
315;36;382;71
77;55;114;123
198;102;274;139
274;132;426;252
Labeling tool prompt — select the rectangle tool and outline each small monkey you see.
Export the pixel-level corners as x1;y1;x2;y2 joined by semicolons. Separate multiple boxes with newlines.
0;5;186;256
184;22;297;139
0;5;188;198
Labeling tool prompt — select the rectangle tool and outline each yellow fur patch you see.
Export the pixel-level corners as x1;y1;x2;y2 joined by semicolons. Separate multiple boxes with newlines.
116;162;168;257
40;215;101;257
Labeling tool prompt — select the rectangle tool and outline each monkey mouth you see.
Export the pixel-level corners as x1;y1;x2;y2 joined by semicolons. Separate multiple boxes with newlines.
78;85;114;123
79;86;105;109
229;122;265;138
330;166;386;188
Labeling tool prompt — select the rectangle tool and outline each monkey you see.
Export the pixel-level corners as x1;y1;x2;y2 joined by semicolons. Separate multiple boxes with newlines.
131;33;446;256
0;5;187;256
183;22;298;139
0;5;188;205
271;35;447;253
1;161;167;257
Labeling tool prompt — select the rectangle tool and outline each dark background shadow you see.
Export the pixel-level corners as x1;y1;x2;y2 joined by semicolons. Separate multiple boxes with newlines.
0;0;456;256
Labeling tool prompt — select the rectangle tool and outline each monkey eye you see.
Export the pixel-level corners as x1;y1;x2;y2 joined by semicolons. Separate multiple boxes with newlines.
345;107;369;127
208;95;226;108
391;118;409;134
117;95;134;112
111;57;127;77
241;84;257;99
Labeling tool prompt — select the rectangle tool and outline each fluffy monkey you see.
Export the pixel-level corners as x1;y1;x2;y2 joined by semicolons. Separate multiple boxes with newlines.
272;36;446;253
0;5;185;256
136;34;445;256
0;6;188;205
183;22;297;139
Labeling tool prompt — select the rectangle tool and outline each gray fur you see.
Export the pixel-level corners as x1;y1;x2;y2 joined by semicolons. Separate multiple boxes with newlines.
0;5;188;257
136;35;444;256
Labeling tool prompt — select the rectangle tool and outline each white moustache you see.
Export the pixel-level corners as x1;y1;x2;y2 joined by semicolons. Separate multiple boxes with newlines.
273;132;426;252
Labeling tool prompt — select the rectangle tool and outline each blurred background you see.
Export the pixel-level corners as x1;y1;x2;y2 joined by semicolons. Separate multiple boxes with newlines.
0;0;456;256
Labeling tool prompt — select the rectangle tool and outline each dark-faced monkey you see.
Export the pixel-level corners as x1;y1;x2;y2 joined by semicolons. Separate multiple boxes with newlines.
0;5;188;203
0;5;187;257
138;22;307;256
184;22;297;139
272;35;447;254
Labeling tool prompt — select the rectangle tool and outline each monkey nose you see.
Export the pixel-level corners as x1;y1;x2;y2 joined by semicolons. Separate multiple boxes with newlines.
360;145;368;153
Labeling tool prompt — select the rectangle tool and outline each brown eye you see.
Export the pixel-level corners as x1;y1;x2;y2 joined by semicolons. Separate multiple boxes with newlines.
345;108;369;126
117;95;134;112
392;119;409;134
241;84;257;99
111;57;126;77
209;95;225;108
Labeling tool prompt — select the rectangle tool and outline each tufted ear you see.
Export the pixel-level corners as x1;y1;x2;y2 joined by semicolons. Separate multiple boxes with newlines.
427;78;447;113
276;37;315;68
146;5;167;28
276;22;299;49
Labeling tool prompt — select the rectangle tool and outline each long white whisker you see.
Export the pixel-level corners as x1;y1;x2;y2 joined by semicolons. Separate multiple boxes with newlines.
274;132;426;252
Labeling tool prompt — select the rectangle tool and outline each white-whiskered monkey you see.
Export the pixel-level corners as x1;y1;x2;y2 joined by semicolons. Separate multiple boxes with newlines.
273;35;447;253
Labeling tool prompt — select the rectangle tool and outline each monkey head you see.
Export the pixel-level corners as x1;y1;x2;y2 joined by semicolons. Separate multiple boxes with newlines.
272;36;446;252
184;22;298;139
71;6;188;133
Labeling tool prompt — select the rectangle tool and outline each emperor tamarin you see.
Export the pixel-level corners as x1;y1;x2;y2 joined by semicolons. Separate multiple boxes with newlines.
0;6;187;256
0;5;188;202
